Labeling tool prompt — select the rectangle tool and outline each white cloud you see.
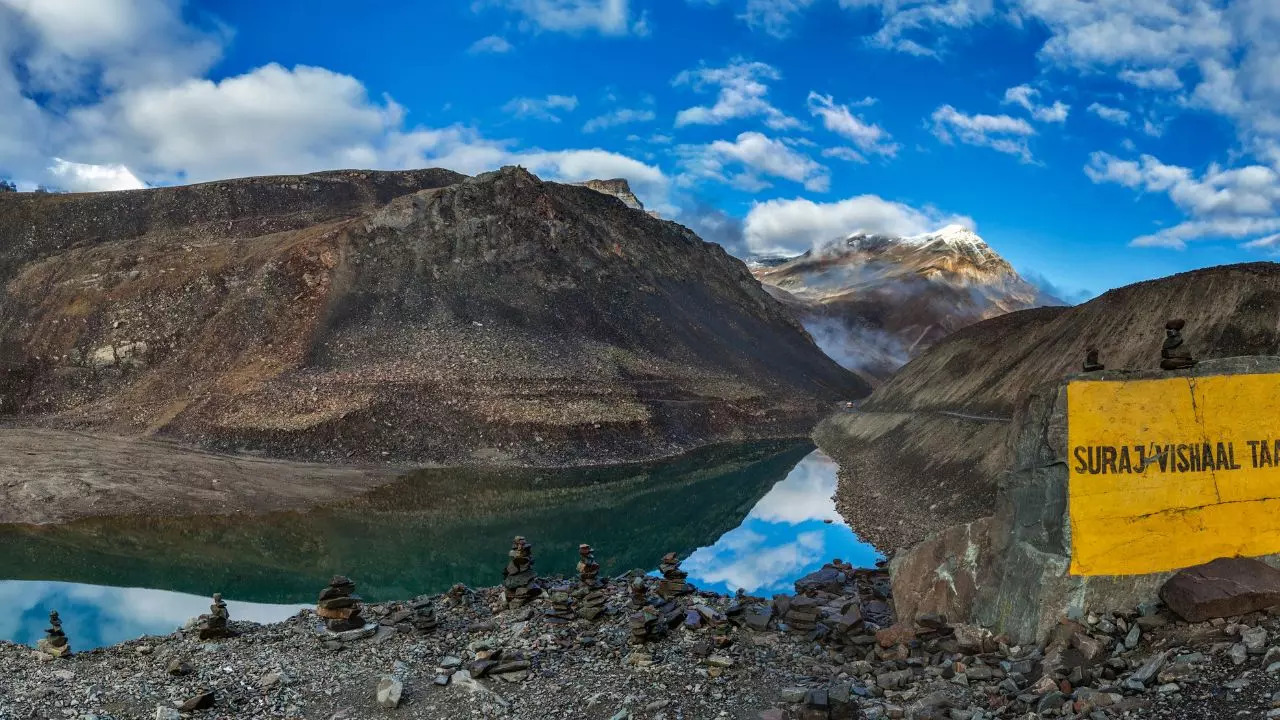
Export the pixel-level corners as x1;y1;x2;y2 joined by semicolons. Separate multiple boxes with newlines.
1087;102;1131;125
48;157;146;192
743;193;975;255
673;59;802;131
468;35;514;53
742;0;820;36
822;147;867;163
930;104;1036;162
1085;150;1280;249
582;107;656;132
1001;84;1070;123
806;92;899;158
838;0;997;57
476;0;645;35
502;94;579;122
678;131;829;193
1118;67;1182;90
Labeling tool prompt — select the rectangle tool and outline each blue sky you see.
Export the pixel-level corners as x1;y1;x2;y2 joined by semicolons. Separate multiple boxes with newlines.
2;1;1279;300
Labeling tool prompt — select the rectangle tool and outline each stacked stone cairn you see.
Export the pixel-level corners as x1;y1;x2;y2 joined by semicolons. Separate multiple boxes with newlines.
1160;319;1197;370
572;544;608;621
502;536;541;608
545;586;576;624
410;597;438;633
316;575;366;632
657;552;692;598
1082;347;1105;372
198;592;234;639
36;610;71;658
628;576;663;644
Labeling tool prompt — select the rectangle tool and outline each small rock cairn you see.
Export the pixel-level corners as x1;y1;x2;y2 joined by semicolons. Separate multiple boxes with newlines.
574;544;607;621
317;575;366;632
545;587;575;624
36;610;71;658
198;592;234;639
628;576;661;644
1082;347;1104;372
410;597;438;633
658;552;692;598
1160;319;1197;370
502;536;541;608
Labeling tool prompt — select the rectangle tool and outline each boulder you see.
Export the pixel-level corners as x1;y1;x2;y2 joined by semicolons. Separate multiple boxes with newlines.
1160;557;1280;622
376;675;403;708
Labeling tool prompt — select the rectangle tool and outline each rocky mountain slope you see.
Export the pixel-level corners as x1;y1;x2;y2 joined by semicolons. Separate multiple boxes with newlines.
0;167;864;465
753;225;1058;382
816;262;1280;551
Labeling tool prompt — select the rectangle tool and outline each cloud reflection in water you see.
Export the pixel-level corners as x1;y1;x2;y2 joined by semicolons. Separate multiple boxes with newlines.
683;450;881;596
0;580;306;650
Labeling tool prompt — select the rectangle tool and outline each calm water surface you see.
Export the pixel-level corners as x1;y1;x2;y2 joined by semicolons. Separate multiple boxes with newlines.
0;442;878;649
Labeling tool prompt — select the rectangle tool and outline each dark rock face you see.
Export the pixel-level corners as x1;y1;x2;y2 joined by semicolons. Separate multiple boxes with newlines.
1160;557;1280;622
888;357;1280;645
817;262;1280;551
0;166;863;464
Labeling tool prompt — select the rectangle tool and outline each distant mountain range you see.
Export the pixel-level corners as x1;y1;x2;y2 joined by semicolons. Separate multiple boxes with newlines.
752;225;1061;383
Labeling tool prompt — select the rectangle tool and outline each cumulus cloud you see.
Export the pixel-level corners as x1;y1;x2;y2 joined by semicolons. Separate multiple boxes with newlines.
1118;67;1182;90
1085;151;1280;249
582;107;656;132
673;59;802;131
677;131;829;193
468;35;514;53
929;105;1036;162
1001;84;1070;123
502;94;579;122
47;157;145;192
475;0;645;36
806;92;899;159
742;194;975;255
1087;102;1131;125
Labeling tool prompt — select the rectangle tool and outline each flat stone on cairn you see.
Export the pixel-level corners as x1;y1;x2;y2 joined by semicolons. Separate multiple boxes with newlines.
198;592;235;640
316;575;366;632
36;610;71;658
1160;319;1197;370
657;552;692;598
503;536;542;608
574;544;607;621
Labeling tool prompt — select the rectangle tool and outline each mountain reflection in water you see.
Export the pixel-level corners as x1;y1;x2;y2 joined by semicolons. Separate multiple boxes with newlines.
0;443;878;649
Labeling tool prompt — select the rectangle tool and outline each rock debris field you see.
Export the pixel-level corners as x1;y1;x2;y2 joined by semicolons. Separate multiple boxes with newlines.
4;556;1280;719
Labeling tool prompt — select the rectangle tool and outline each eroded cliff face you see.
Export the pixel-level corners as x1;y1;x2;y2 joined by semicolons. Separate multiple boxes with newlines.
0;166;865;465
816;262;1280;551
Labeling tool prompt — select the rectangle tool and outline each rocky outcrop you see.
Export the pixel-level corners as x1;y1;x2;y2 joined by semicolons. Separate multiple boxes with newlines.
817;263;1280;551
754;226;1058;383
886;357;1280;645
0;167;864;465
575;178;647;213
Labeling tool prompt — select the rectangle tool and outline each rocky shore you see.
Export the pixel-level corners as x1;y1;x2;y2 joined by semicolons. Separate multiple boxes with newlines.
5;555;1280;719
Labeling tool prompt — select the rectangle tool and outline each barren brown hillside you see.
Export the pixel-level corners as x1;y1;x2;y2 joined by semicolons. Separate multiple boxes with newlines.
0;166;865;465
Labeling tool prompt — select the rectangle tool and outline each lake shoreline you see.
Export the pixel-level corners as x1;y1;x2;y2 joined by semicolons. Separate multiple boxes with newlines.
0;425;816;526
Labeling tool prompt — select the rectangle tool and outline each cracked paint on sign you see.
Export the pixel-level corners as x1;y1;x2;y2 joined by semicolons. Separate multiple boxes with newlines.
1068;373;1280;576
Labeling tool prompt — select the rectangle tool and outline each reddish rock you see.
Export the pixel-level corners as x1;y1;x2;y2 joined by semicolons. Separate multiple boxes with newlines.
875;623;917;648
1160;557;1280;622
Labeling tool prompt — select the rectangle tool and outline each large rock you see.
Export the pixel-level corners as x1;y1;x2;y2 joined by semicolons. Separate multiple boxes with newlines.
1160;557;1280;622
888;357;1280;644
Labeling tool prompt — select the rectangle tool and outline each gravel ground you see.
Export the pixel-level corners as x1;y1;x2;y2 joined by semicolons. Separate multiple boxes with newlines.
5;565;1280;720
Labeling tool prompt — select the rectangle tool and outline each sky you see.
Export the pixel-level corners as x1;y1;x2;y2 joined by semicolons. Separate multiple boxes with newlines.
2;1;1280;300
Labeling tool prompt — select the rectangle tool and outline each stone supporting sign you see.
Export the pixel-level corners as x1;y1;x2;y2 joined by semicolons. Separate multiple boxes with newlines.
1068;372;1280;576
888;357;1280;645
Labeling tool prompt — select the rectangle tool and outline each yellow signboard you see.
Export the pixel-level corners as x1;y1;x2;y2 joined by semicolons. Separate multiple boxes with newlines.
1068;373;1280;576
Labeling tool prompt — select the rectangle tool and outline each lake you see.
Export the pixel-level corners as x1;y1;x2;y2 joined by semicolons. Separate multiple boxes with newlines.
0;442;879;650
